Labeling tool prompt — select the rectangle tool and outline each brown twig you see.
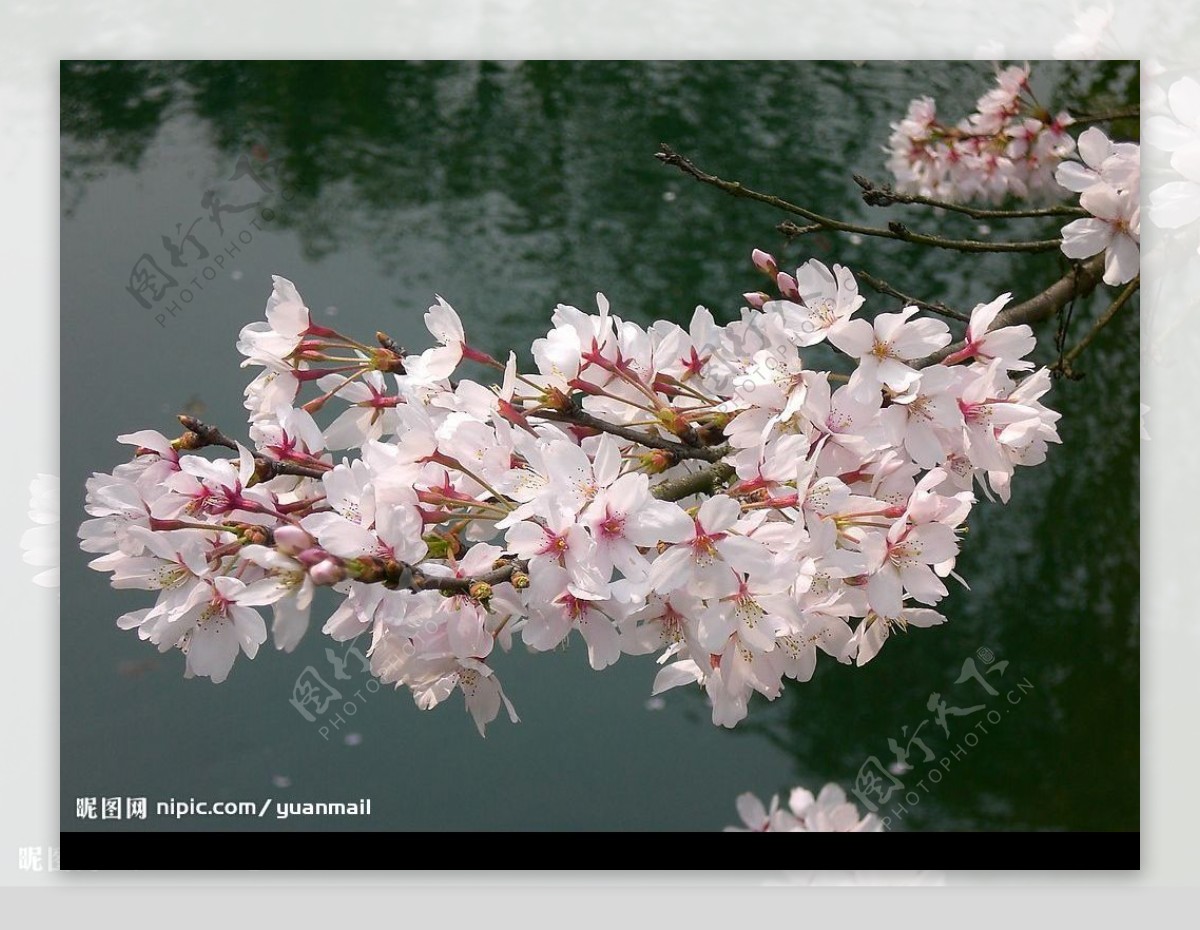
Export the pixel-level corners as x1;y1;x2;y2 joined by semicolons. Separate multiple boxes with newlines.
527;407;726;462
408;560;526;594
177;415;330;480
1070;106;1140;126
856;270;971;322
911;253;1108;368
851;174;1086;220
1051;275;1139;378
656;144;1062;254
650;463;736;502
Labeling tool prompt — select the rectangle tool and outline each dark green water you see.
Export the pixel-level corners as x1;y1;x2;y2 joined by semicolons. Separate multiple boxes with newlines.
60;61;1139;832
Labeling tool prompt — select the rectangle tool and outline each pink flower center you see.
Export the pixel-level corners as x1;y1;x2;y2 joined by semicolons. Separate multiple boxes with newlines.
598;509;626;540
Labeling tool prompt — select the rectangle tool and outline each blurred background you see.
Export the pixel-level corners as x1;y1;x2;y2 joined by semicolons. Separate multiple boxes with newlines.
60;60;1138;832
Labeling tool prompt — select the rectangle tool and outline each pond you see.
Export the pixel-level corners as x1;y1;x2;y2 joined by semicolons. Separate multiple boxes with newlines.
60;60;1138;832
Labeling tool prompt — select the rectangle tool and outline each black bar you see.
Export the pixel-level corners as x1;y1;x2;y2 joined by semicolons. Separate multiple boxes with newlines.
62;830;1140;871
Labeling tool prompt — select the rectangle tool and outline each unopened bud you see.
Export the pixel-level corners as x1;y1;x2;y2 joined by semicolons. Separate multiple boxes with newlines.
656;407;693;441
751;248;778;278
371;347;406;373
310;559;346;586
172;431;204;451
273;524;314;554
776;272;800;301
296;547;330;568
542;386;574;413
639;448;677;474
469;581;493;602
240;525;270;546
743;291;769;310
251;459;277;484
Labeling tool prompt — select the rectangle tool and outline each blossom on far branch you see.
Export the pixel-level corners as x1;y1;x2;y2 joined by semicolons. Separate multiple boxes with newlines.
887;64;1076;205
1056;127;1141;286
727;782;883;832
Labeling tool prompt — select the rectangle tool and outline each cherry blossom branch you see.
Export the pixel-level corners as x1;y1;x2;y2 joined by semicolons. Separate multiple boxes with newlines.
647;249;1099;503
656;144;1063;254
409;560;526;593
1070;106;1140;126
855;270;971;322
774;218;1062;254
851;175;1087;219
1052;275;1139;378
527;407;725;462
650;462;736;502
912;253;1108;368
177;415;330;480
349;554;528;594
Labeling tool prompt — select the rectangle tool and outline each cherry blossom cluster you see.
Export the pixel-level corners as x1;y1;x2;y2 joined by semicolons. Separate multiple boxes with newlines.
887;64;1076;204
80;257;1060;735
727;782;882;832
1057;127;1141;286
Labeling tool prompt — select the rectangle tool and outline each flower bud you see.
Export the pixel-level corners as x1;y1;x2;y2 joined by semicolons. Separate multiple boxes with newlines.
469;581;493;602
240;525;270;546
743;291;768;310
172;431;204;451
542;386;574;412
776;272;801;301
310;559;346;586
296;546;330;568
656;408;691;439
371;347;406;373
638;448;677;474
751;248;778;277
273;524;315;555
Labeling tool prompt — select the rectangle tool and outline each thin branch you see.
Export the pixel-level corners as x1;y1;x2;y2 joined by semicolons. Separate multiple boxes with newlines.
343;555;530;595
912;253;1108;368
1052;276;1139;377
177;415;330;480
527;407;725;462
1071;106;1140;126
408;560;526;594
852;175;1086;220
778;221;824;239
856;270;971;322
651;462;736;502
656;144;1062;254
